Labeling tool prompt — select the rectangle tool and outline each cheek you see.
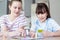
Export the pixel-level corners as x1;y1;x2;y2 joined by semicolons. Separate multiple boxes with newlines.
43;13;47;17
18;9;21;12
37;15;40;19
10;7;15;12
38;14;47;19
43;14;47;20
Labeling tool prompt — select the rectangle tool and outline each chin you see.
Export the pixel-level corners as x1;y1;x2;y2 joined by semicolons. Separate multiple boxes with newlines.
40;18;46;22
14;14;19;17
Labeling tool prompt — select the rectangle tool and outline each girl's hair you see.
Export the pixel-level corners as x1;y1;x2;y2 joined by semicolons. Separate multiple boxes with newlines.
36;3;51;19
9;0;22;6
7;0;22;14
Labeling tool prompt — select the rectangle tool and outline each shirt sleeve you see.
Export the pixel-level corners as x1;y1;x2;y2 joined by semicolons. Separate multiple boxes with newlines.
0;16;7;32
49;19;60;32
0;17;6;27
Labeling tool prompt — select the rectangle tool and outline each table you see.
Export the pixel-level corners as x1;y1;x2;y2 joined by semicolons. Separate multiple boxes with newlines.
5;37;60;40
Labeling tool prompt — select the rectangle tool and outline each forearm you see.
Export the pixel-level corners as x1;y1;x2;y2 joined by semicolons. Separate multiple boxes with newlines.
52;31;60;37
47;30;60;37
2;31;19;37
8;31;20;37
2;31;8;40
43;30;60;37
2;31;19;40
2;35;7;40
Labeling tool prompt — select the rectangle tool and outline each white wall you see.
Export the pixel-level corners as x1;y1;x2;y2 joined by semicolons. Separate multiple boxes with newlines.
35;0;50;8
24;0;32;17
49;0;60;25
31;0;60;25
31;4;37;23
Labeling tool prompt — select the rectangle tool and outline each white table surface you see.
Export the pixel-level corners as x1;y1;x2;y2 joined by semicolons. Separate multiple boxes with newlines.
0;37;60;40
7;37;60;40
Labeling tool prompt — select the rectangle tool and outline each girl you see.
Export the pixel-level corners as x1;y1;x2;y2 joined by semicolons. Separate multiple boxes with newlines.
30;3;60;38
0;0;27;40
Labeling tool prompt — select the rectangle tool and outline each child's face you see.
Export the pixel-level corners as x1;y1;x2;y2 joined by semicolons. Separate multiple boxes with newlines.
37;12;47;22
9;1;22;16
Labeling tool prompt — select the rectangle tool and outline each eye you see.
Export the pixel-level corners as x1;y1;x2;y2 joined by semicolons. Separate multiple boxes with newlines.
14;7;17;9
18;7;21;10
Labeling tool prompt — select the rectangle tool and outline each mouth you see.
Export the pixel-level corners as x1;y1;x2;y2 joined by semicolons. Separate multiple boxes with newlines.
39;18;45;21
40;18;44;20
15;12;19;14
39;17;46;22
14;12;20;16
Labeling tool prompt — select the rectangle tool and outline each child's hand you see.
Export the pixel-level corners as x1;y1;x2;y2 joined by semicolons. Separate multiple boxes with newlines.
20;29;26;37
42;31;53;37
29;31;35;38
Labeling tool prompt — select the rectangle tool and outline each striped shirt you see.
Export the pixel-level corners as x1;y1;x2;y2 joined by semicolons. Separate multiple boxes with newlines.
0;13;28;32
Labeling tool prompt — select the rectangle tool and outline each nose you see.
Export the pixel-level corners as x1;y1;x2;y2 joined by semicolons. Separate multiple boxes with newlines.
16;8;19;12
39;14;42;17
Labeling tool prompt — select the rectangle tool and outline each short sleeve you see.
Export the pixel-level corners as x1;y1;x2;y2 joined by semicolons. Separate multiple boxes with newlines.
0;16;7;32
0;17;6;27
49;18;60;32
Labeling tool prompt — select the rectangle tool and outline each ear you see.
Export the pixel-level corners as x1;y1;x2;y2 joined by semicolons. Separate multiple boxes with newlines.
47;14;48;16
8;5;11;10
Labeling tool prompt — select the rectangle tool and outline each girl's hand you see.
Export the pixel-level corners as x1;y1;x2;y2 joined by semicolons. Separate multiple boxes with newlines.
30;31;35;38
42;31;53;37
19;28;26;37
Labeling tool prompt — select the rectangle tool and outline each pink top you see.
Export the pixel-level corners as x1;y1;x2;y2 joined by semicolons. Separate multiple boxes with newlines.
0;13;28;32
